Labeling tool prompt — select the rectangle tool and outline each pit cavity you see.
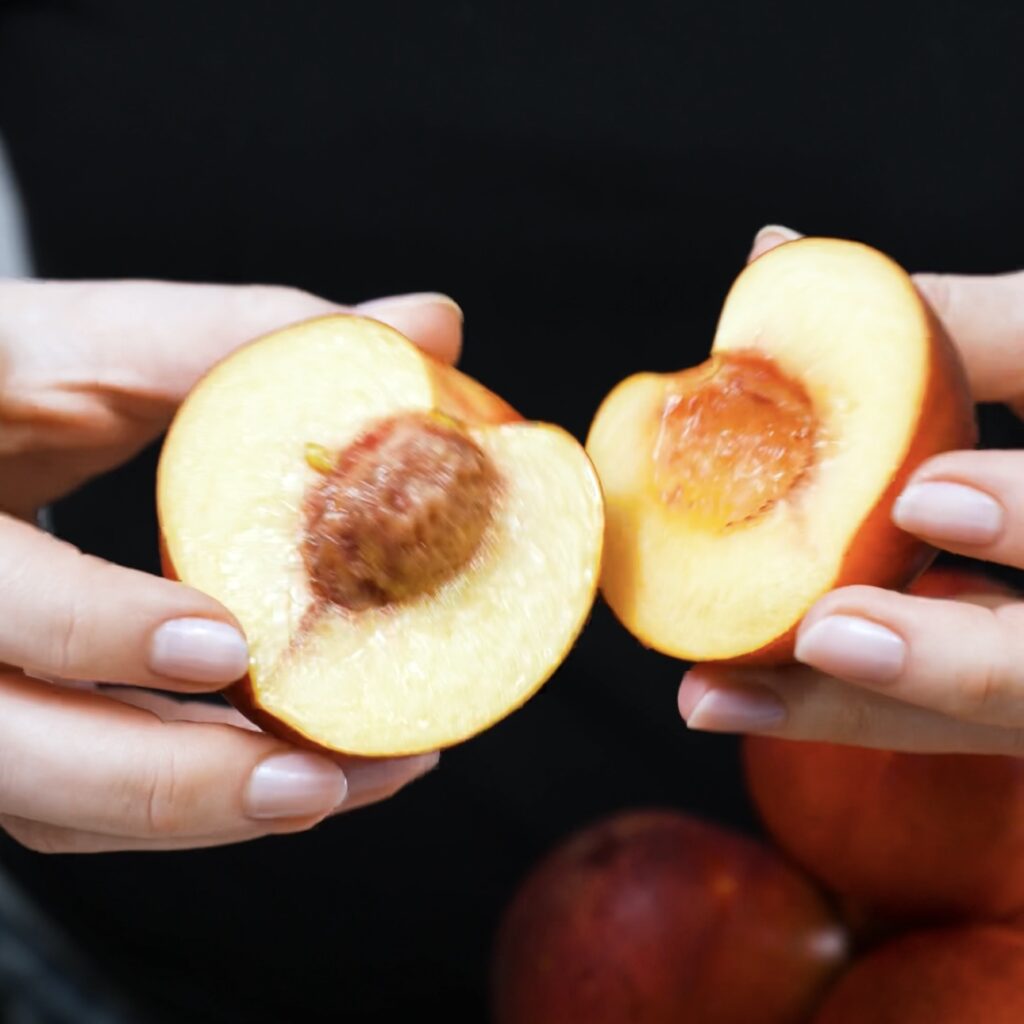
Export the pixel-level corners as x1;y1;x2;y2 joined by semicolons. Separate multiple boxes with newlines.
653;351;816;529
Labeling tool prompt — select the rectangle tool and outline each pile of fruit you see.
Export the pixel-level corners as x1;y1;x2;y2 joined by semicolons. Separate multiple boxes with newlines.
158;237;1017;1018
490;569;1024;1024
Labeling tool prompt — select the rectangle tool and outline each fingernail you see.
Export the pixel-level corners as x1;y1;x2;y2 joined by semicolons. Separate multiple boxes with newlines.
796;615;906;682
679;673;786;732
245;752;348;820
748;224;802;261
893;481;1004;545
338;752;440;807
148;618;250;684
356;292;463;322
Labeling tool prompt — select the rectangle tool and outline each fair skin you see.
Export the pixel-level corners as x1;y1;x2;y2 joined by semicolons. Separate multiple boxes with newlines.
679;225;1024;756
0;281;461;852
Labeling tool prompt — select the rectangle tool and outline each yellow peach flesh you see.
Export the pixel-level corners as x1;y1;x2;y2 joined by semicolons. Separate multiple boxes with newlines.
159;316;604;755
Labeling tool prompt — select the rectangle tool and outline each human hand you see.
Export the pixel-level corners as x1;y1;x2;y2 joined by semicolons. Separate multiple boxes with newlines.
678;226;1024;755
0;279;460;851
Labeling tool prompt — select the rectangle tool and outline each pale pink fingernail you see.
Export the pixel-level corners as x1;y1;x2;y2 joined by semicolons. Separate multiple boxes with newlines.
356;292;463;322
148;618;250;684
679;673;786;732
245;753;348;819
893;481;1004;545
748;224;802;261
796;615;906;683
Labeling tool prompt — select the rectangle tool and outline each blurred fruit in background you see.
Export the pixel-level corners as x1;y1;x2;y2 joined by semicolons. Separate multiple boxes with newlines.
811;925;1024;1024
490;810;846;1024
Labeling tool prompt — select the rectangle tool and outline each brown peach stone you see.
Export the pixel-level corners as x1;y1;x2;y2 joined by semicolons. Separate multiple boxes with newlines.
302;411;498;610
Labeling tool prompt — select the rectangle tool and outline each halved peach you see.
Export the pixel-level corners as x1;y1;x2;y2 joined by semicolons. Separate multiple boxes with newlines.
586;237;976;663
157;315;604;756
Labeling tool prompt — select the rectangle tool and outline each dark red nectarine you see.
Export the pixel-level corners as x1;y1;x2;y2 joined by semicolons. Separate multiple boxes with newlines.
813;925;1024;1024
490;810;846;1024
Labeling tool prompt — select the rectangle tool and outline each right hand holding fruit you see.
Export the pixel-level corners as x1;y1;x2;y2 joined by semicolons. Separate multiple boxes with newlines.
679;227;1024;755
0;280;456;852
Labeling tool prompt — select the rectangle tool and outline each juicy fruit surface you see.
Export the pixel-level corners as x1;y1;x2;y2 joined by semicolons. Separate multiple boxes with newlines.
158;317;603;755
587;237;969;661
654;352;816;529
812;926;1024;1024
492;811;846;1024
302;411;498;610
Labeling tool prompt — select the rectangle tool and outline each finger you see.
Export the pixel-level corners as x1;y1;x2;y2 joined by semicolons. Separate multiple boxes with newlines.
0;673;436;839
96;687;440;809
0;753;441;851
912;270;1024;406
0;815;272;854
0;672;341;836
678;665;1024;756
1;280;463;421
0;514;250;691
0;748;438;852
892;450;1024;566
791;585;1024;726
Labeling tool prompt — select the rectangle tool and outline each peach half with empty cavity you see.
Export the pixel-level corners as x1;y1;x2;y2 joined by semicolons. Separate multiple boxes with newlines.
585;237;976;663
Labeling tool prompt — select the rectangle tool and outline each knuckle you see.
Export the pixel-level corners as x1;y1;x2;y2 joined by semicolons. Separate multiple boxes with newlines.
956;660;1001;720
785;669;875;745
953;605;1019;721
830;692;878;745
46;547;107;678
112;733;192;843
126;736;188;838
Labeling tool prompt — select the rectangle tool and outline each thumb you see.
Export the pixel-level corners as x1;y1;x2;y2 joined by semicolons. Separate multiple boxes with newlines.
0;279;463;415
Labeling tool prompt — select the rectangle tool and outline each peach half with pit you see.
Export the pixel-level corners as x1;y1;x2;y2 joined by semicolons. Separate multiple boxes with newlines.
586;237;976;663
157;315;604;756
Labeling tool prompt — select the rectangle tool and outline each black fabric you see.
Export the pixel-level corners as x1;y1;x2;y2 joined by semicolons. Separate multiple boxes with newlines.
0;2;1022;1021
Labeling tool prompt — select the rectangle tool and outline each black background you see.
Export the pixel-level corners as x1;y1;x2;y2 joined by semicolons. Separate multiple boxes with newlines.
1;2;1023;1021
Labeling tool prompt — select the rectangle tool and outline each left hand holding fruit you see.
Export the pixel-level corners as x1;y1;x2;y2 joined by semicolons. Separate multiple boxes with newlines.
679;227;1024;755
0;279;459;852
